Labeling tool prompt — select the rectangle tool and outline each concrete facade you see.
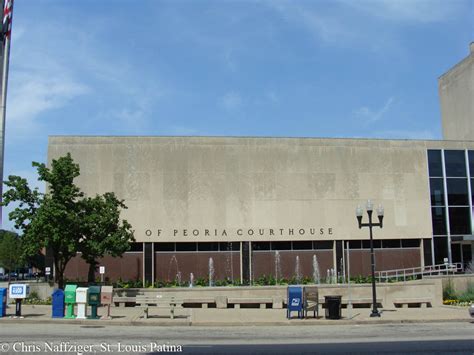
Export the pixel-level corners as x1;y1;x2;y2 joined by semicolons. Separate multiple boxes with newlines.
49;137;474;283
49;136;446;243
439;43;474;141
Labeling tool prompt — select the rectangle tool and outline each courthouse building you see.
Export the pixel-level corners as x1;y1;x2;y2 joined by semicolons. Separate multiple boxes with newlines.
54;44;474;285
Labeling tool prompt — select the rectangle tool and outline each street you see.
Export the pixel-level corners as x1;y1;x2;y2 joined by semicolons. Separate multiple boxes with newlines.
0;321;473;354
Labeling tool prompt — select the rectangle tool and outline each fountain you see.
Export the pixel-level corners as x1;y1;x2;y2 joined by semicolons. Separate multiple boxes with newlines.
175;271;182;286
312;254;320;284
208;257;215;287
167;255;180;282
274;251;282;282
326;269;331;284
189;272;194;288
294;255;302;283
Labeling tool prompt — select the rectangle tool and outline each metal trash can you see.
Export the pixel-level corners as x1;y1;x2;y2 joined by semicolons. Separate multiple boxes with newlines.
325;295;342;319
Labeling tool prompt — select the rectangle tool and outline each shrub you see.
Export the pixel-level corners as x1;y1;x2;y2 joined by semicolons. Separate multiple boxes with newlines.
443;278;457;300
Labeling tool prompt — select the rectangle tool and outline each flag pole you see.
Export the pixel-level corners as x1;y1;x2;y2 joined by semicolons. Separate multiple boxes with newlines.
0;0;13;227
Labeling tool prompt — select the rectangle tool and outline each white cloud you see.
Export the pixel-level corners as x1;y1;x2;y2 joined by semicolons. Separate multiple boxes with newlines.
220;91;243;111
7;24;90;135
267;0;467;50
8;72;89;133
353;97;395;123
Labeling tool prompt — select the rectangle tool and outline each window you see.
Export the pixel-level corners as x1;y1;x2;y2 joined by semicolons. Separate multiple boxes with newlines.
423;239;433;266
469;151;474;175
432;207;447;235
430;178;445;206
447;178;469;206
451;243;462;263
175;242;197;252
471;179;474;204
154;243;175;252
219;242;240;251
314;241;333;250
428;150;443;177
292;241;313;250
348;240;362;249
448;207;471;235
271;241;292;250
433;237;448;264
382;240;401;248
401;239;419;248
129;242;144;252
444;150;466;177
362;240;381;249
252;242;270;251
197;242;219;251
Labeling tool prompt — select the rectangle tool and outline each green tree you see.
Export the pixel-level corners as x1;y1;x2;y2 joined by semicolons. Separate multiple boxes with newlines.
2;153;135;289
0;230;23;280
3;153;83;289
79;192;135;282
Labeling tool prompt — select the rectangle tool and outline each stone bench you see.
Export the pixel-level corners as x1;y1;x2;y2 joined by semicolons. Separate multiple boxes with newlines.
393;298;432;308
113;296;136;307
182;297;216;308
136;295;183;319
228;297;275;309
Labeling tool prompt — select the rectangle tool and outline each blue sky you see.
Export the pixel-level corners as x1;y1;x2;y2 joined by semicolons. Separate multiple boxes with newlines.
2;0;473;227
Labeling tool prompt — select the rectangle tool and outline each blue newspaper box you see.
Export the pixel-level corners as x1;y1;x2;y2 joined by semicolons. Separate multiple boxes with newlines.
52;289;65;318
0;288;7;317
287;286;303;319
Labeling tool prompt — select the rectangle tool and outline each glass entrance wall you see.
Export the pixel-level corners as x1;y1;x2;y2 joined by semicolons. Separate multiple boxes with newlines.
428;149;474;265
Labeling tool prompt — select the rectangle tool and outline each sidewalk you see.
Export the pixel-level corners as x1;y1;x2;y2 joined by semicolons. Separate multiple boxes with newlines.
0;304;471;327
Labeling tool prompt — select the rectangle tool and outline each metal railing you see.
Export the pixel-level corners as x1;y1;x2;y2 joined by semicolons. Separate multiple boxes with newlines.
375;262;464;282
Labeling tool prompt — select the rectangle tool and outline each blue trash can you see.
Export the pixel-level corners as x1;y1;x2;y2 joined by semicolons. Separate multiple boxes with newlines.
287;286;303;319
0;288;7;317
52;289;65;318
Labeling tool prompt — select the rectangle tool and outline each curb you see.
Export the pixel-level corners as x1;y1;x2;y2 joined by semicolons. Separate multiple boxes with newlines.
0;317;471;327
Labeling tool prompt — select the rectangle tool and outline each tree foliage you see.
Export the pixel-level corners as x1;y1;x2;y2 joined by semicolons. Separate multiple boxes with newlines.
0;230;23;278
2;153;135;288
80;192;134;282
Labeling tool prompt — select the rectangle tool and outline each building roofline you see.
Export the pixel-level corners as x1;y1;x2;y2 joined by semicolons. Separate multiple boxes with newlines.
48;134;474;144
438;44;474;80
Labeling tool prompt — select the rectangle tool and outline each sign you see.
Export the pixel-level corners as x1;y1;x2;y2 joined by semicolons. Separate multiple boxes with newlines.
8;284;29;299
291;298;300;307
99;266;105;275
140;226;335;242
443;258;449;265
45;267;51;275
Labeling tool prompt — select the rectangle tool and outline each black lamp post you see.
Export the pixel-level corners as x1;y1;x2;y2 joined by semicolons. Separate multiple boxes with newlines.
356;200;384;318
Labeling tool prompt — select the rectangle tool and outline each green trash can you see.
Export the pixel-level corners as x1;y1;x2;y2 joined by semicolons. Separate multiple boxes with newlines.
64;285;77;319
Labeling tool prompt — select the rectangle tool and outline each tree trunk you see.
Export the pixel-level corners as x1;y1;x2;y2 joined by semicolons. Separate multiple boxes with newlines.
87;261;97;283
54;258;66;289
